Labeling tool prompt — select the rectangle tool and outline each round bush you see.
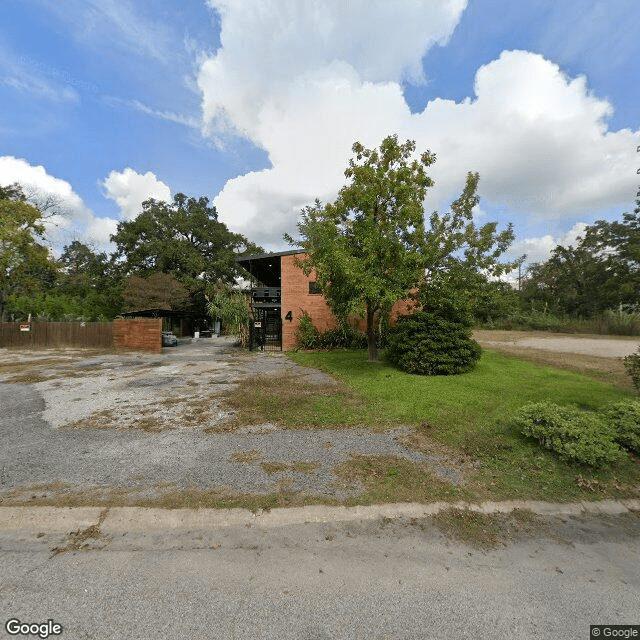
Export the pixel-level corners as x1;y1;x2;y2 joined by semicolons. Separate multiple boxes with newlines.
385;309;482;375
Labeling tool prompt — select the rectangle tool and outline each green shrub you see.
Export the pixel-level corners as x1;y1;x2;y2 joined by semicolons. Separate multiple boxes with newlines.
207;286;252;347
294;313;368;350
386;307;482;375
514;401;625;467
602;400;640;454
294;312;321;349
602;309;640;336
316;324;367;350
624;348;640;392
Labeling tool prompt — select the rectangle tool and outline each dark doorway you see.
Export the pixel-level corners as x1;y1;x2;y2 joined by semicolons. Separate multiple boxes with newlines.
250;306;282;351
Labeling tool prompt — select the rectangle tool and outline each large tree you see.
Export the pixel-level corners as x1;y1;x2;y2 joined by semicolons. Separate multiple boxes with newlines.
0;184;58;320
110;193;260;313
287;136;520;361
55;240;123;319
286;135;434;361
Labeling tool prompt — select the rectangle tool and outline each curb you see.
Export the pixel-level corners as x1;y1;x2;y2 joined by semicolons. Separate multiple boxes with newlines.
0;499;638;534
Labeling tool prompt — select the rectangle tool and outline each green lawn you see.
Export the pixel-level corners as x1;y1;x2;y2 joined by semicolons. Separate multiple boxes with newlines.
287;349;640;502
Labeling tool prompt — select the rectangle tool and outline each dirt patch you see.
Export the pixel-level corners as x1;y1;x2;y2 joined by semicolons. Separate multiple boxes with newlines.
396;429;479;479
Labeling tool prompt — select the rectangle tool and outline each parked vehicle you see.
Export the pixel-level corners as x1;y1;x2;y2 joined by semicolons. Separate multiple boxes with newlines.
162;331;178;347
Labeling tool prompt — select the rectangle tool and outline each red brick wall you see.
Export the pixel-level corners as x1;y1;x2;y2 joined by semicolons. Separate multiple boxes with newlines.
281;254;338;350
113;318;162;353
280;253;417;349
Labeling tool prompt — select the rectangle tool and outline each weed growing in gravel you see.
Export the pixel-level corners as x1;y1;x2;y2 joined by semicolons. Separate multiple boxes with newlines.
221;371;370;429
432;508;544;549
261;461;320;475
333;455;474;505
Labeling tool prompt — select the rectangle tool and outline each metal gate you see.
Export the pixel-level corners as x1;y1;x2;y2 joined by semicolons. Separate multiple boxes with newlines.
250;306;282;351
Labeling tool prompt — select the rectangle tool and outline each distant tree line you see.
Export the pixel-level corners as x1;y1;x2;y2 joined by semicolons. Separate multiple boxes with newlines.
520;188;640;319
0;184;261;322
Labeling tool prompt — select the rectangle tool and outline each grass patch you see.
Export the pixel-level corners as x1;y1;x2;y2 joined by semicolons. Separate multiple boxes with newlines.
288;349;632;439
230;450;263;463
261;461;320;474
3;373;56;384
432;508;545;549
221;370;369;429
473;330;634;390
333;455;473;505
0;481;339;511
289;349;640;502
64;409;117;430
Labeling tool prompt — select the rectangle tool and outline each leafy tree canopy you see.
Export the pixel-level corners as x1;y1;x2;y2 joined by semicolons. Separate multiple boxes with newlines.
0;183;58;320
286;135;434;360
522;191;640;317
123;272;189;312
286;135;521;361
111;192;260;291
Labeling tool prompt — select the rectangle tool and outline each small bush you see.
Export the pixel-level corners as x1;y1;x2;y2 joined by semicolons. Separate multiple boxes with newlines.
386;308;482;375
624;348;640;392
602;400;640;454
295;312;321;349
294;312;368;350
514;401;625;468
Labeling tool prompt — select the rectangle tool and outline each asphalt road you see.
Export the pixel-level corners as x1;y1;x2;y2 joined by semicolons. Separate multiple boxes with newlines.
1;511;639;640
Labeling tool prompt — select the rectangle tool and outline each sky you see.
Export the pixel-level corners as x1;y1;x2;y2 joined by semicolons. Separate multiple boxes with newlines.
1;0;639;273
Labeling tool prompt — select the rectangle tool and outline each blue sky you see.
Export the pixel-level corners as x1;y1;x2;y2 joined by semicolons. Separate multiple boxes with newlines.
1;0;638;270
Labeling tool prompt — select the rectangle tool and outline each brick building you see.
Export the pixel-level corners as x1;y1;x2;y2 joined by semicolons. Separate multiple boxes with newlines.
236;250;414;350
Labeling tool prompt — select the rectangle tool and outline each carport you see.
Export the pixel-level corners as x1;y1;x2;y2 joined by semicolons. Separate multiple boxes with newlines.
119;308;211;338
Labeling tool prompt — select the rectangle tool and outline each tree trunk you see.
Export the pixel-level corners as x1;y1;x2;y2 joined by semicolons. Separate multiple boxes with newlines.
366;305;379;362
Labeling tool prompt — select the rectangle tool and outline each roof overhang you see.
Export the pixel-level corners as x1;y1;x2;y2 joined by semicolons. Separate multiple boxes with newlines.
236;249;302;287
119;308;198;318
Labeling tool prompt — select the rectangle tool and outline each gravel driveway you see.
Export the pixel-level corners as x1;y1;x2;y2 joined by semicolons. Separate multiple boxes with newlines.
0;338;462;506
475;332;639;358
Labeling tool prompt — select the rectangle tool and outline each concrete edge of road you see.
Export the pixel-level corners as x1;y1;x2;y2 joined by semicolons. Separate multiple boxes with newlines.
0;499;639;534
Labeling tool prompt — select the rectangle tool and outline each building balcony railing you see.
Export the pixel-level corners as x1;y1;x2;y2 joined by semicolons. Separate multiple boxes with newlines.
251;287;281;301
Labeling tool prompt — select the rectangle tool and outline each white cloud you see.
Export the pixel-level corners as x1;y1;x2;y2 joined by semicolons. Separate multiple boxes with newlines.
0;160;174;252
196;2;639;250
102;168;171;220
0;156;116;251
508;222;588;266
421;50;636;218
200;0;467;140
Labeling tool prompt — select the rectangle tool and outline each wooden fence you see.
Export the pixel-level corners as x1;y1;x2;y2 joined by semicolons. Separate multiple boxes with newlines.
0;322;114;348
